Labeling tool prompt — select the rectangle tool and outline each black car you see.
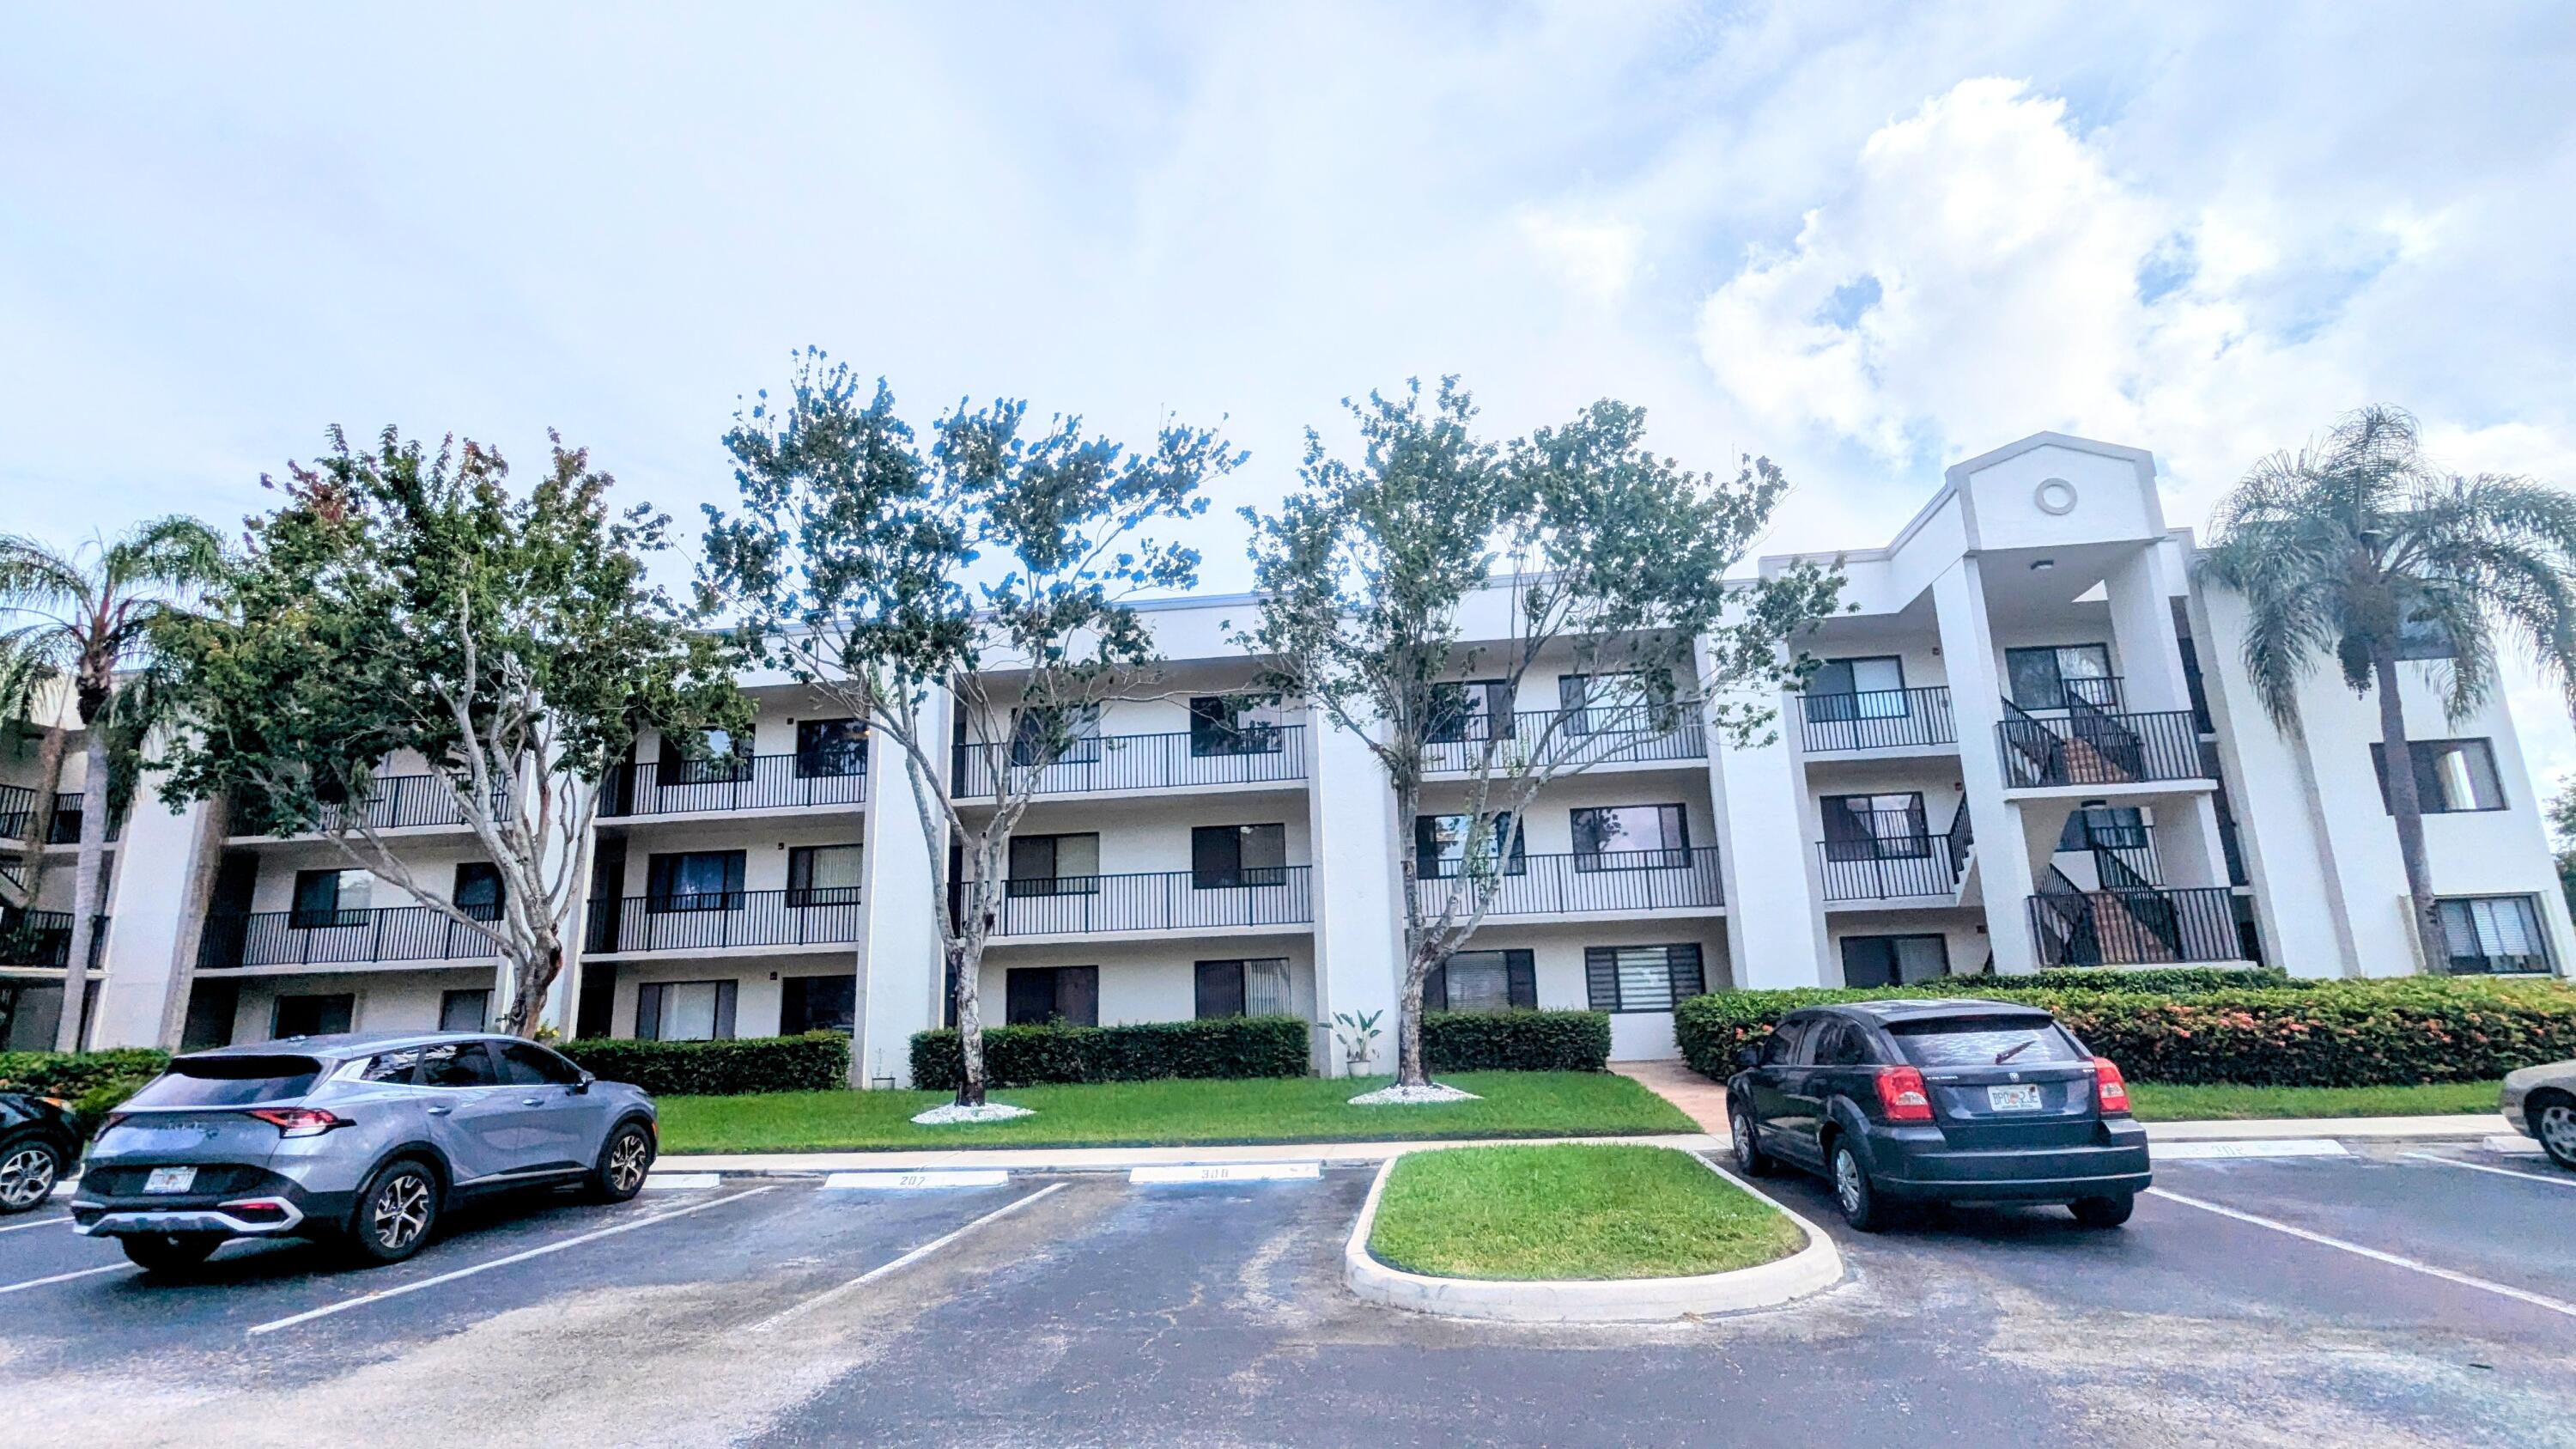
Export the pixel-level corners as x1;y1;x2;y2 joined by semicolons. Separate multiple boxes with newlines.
0;1091;83;1215
1725;1000;2151;1232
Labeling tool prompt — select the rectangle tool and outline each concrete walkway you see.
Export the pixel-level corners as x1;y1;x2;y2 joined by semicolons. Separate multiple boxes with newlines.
1612;1058;1729;1132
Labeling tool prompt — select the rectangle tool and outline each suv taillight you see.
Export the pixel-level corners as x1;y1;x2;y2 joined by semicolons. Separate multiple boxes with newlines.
247;1107;349;1138
2092;1057;2130;1115
1875;1066;1935;1123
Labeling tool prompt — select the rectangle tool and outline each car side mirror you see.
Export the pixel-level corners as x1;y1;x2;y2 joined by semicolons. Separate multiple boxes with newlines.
574;1072;595;1094
1735;1048;1760;1071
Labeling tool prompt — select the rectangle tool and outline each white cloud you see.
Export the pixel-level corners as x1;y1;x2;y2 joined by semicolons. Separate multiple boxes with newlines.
1516;210;1643;304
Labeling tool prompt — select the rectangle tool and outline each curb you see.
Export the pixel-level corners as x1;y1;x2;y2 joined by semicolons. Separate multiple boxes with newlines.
1340;1147;1844;1324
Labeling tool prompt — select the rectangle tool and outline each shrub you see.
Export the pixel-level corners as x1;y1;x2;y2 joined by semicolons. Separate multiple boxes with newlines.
1422;1009;1610;1072
560;1032;848;1097
0;1048;171;1127
2020;965;2297;994
1674;977;2576;1087
909;1016;1310;1092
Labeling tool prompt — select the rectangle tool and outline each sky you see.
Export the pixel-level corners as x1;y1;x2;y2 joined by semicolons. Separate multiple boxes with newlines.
5;2;2575;785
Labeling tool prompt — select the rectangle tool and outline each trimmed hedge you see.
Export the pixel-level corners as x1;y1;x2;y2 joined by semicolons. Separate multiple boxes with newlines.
1423;1009;1610;1072
560;1032;848;1097
909;1016;1309;1092
2019;966;2296;994
1674;977;2576;1087
0;1048;176;1129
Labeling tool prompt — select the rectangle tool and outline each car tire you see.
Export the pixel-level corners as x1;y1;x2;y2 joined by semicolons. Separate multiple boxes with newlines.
588;1119;655;1203
1728;1105;1776;1178
2070;1193;2135;1228
0;1134;64;1215
1830;1139;1893;1233
2533;1093;2576;1172
346;1158;441;1266
120;1232;223;1274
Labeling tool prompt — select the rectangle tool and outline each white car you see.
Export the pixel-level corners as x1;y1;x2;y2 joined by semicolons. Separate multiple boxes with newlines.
2501;1061;2576;1172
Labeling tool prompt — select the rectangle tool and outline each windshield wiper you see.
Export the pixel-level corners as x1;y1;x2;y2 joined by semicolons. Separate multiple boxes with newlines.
1993;1039;2035;1065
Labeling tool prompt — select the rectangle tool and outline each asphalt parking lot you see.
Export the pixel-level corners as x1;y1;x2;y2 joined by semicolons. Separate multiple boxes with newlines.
3;1141;2573;1448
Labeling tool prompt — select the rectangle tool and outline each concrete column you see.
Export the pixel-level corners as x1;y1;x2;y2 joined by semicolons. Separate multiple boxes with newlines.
541;777;599;1039
855;691;952;1087
1707;669;1829;988
87;778;208;1049
2104;544;2191;715
1933;557;2042;974
1304;703;1403;1076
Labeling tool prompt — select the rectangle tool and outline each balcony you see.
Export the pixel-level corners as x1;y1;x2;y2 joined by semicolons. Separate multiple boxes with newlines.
0;908;105;969
1997;699;2210;788
198;907;499;971
1795;686;1957;754
601;752;868;819
1412;847;1724;921
1816;836;1965;902
952;726;1308;800
971;867;1314;938
2026;884;2245;966
0;786;120;844
1423;709;1704;775
584;889;866;955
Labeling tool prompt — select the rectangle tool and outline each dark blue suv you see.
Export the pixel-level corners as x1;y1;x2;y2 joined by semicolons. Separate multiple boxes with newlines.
1726;999;2151;1231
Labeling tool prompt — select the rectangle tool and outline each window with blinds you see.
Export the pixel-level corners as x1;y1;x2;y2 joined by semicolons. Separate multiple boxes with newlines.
1583;943;1705;1013
2438;896;2551;975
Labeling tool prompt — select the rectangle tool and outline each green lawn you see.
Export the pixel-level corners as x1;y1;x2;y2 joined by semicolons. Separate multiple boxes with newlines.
2127;1080;2504;1122
1366;1144;1805;1280
657;1071;1697;1154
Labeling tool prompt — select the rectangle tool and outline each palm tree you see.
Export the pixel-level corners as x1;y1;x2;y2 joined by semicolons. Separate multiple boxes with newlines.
2200;407;2576;975
0;627;64;912
0;519;225;1049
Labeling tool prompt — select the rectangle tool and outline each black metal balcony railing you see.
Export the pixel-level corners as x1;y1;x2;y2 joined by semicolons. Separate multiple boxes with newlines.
601;752;869;819
1817;837;1964;901
583;888;866;955
1795;686;1957;753
0;786;120;845
2027;883;2245;966
1422;709;1705;774
963;866;1314;937
2015;675;2124;712
1413;846;1724;920
197;906;501;971
952;726;1308;800
1997;697;2211;788
301;775;497;834
0;908;106;969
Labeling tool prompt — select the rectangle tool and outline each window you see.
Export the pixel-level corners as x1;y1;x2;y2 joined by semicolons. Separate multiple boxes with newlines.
1004;965;1099;1026
1813;1021;1874;1067
289;868;373;928
125;1054;323;1106
1759;1017;1814;1066
1425;949;1535;1013
1188;696;1281;757
794;718;868;777
2006;644;2116;710
1820;794;1930;861
439;988;490;1033
1888;1017;2085;1068
1840;934;1949;988
1414;813;1527;879
2439;896;2552;975
1007;833;1100;896
787;844;864;906
637;979;738;1041
1192;824;1287;888
454;862;504;922
1009;705;1101;766
1584;943;1705;1013
1806;656;1907;721
1571;805;1690;868
417;1040;498;1087
647;851;745;911
2056;805;2148;852
1427;680;1514;744
1194;958;1293;1019
660;727;751;784
497;1041;584;1086
2372;739;2506;813
271;992;353;1038
2396;612;2457;661
781;975;857;1033
1559;672;1657;734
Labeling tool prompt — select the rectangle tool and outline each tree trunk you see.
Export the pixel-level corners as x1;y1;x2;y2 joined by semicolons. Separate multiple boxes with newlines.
951;936;986;1107
1391;773;1431;1087
2373;650;2452;974
502;939;561;1038
55;728;112;1051
1393;947;1431;1087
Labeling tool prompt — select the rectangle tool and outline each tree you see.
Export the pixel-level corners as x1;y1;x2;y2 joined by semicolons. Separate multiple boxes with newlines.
2201;406;2576;975
0;627;64;913
703;350;1242;1113
0;518;227;1049
1236;379;1840;1097
155;427;743;1038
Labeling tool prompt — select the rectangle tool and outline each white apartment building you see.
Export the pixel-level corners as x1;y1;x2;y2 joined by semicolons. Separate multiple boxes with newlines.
9;431;2571;1071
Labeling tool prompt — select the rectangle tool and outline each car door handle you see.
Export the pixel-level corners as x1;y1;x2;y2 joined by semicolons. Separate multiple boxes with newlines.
519;1098;543;1106
426;1105;453;1117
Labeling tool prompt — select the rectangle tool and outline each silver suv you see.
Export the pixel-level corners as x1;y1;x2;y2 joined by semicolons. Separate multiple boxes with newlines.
71;1032;658;1273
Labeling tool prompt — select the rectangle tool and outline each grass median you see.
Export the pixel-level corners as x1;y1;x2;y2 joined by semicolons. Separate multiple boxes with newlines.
2125;1079;2503;1122
1366;1144;1805;1280
655;1070;1697;1154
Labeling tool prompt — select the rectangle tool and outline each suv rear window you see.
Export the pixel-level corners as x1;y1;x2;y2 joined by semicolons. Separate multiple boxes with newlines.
1886;1017;2085;1068
124;1055;324;1107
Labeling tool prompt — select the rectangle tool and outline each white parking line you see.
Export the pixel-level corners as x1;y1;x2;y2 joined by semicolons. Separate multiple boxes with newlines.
245;1186;776;1337
2147;1187;2576;1319
0;1214;74;1236
2403;1152;2576;1190
747;1181;1067;1335
0;1263;128;1296
642;1173;722;1190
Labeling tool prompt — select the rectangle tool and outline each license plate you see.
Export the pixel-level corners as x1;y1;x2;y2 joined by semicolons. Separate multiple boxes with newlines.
1987;1084;2043;1112
143;1166;197;1195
